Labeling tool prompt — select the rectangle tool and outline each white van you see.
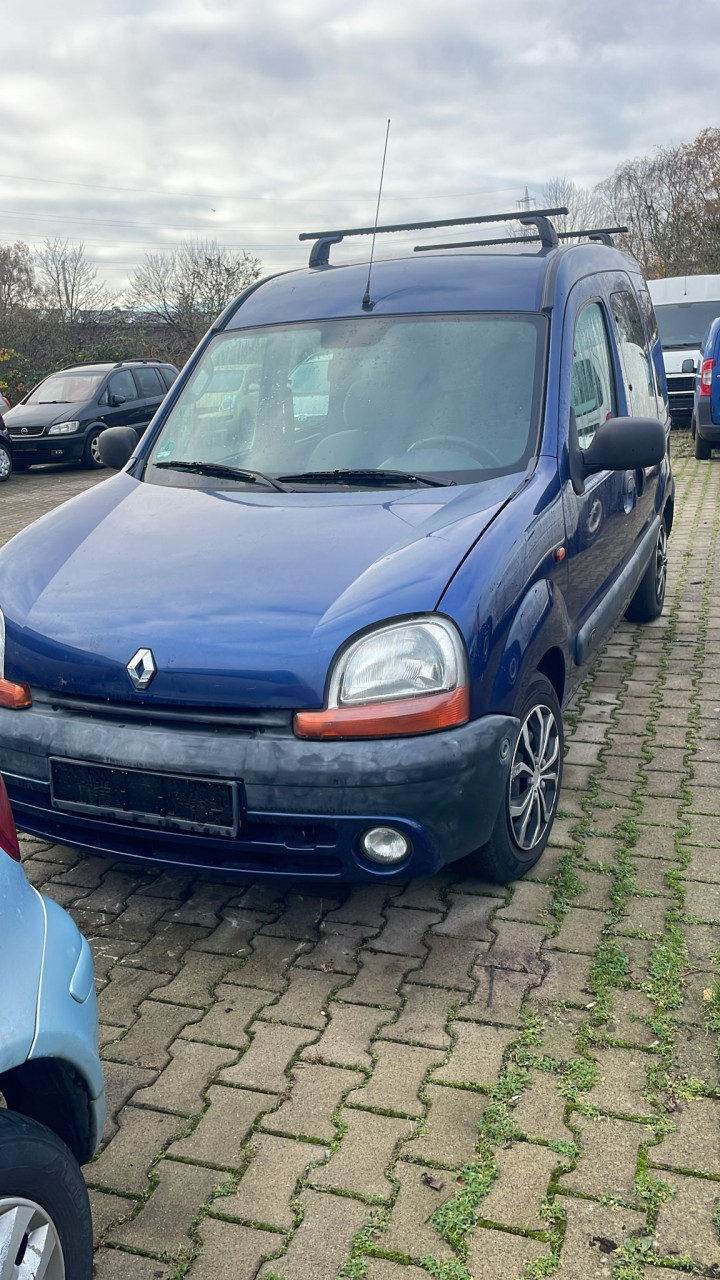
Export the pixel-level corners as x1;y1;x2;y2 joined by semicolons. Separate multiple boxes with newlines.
648;275;720;427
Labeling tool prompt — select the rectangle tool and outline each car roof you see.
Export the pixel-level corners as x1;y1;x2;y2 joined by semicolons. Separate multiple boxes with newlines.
48;361;173;378
224;242;639;331
648;274;720;304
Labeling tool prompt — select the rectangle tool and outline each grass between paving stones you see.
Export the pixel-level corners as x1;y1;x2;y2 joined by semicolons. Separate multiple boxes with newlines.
610;450;720;1274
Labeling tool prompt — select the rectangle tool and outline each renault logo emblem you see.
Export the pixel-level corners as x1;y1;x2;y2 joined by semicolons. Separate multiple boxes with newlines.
127;648;156;690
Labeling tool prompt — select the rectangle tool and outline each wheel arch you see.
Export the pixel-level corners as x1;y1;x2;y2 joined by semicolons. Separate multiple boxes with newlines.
0;1057;95;1165
488;579;571;715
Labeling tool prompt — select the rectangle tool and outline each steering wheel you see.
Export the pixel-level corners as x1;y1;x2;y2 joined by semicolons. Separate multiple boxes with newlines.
407;435;502;468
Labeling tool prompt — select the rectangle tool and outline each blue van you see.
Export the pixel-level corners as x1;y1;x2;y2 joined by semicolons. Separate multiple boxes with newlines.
692;314;720;458
0;210;672;884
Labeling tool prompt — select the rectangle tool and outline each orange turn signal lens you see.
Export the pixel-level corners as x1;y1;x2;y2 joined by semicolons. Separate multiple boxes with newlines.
0;678;32;709
294;686;470;740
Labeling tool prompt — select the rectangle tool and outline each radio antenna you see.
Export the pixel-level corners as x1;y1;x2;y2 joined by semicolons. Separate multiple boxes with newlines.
362;119;391;311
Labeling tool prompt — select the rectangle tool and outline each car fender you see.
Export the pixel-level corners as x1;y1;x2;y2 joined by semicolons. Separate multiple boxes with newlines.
29;894;104;1109
0;857;45;1075
490;578;571;711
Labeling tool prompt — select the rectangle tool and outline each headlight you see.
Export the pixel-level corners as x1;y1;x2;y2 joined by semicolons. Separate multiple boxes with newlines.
330;619;466;706
294;616;469;740
48;421;80;435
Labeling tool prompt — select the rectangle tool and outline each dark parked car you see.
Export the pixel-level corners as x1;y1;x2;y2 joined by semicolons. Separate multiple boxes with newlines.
2;359;178;471
0;210;673;885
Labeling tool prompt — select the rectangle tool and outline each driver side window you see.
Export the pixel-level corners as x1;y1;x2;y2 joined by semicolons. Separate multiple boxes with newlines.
571;302;616;451
105;370;138;403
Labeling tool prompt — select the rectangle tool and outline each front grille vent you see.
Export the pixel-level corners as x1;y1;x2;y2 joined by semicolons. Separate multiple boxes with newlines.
32;689;293;735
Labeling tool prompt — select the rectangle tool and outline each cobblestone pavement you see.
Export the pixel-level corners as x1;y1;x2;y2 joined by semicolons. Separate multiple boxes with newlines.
6;442;720;1278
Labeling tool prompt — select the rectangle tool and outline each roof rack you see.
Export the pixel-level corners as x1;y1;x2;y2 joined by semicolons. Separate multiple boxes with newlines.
414;225;629;252
298;207;569;267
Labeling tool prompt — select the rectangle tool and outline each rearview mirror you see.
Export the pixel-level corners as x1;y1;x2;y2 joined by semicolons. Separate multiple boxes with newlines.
569;414;666;494
111;393;127;407
97;425;138;470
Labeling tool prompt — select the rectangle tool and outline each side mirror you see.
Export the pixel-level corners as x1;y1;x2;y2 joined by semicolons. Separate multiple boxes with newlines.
681;358;696;374
569;413;666;494
111;393;127;407
97;425;138;470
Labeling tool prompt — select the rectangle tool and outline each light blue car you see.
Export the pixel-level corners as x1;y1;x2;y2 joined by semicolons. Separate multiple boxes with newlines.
0;776;104;1280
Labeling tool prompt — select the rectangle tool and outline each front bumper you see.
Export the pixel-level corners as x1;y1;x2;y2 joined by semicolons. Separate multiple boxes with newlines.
8;434;85;463
0;695;518;881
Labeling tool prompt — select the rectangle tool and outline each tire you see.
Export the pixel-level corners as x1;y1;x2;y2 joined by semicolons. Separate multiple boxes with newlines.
475;673;564;884
82;427;105;470
0;1110;93;1280
695;429;711;460
625;517;668;623
0;443;12;483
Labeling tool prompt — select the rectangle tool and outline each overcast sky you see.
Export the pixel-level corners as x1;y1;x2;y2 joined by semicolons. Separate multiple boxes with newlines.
1;0;718;293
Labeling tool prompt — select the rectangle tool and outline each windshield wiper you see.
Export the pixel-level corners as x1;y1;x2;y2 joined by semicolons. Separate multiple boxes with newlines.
154;459;287;491
38;400;70;404
276;468;449;488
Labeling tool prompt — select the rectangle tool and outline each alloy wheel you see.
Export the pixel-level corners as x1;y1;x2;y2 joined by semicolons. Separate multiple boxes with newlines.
508;703;560;851
0;448;10;480
90;434;102;464
0;1198;65;1280
656;523;668;603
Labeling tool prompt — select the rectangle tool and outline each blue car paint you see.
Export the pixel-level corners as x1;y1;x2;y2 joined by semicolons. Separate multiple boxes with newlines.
694;316;720;441
0;851;105;1153
0;469;520;710
0;242;674;881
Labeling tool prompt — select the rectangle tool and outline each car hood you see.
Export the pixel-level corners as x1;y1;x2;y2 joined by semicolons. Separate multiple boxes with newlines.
3;401;93;429
0;471;520;708
662;347;701;373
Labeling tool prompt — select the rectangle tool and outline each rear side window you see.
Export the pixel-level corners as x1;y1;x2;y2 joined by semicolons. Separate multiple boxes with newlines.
160;367;178;391
134;367;163;397
571;302;616;451
611;291;657;418
637;287;667;405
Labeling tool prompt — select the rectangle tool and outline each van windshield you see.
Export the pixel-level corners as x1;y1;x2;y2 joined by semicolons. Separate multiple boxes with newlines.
655;302;720;348
147;313;546;487
24;371;105;404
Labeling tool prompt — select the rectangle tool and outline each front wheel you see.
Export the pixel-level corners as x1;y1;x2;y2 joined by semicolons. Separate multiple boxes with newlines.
0;1110;93;1280
625;518;668;623
82;427;105;470
0;443;12;482
475;673;564;884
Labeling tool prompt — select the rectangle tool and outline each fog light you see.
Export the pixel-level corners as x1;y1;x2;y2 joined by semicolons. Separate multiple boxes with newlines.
361;826;410;865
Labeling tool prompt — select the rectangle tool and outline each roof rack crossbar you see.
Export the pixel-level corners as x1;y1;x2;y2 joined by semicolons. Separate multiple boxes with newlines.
298;207;569;266
414;225;629;253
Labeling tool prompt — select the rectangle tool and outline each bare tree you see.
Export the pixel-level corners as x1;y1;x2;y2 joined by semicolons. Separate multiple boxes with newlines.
0;242;37;313
130;240;262;355
539;177;607;236
596;128;720;277
36;237;112;324
505;177;607;242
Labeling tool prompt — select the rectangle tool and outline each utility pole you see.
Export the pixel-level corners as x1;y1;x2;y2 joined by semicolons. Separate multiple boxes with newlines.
516;187;533;214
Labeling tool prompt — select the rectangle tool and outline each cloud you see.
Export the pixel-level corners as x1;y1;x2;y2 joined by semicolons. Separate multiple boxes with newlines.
0;0;718;292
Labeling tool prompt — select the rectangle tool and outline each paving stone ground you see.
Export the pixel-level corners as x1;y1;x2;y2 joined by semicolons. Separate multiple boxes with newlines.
6;441;720;1278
